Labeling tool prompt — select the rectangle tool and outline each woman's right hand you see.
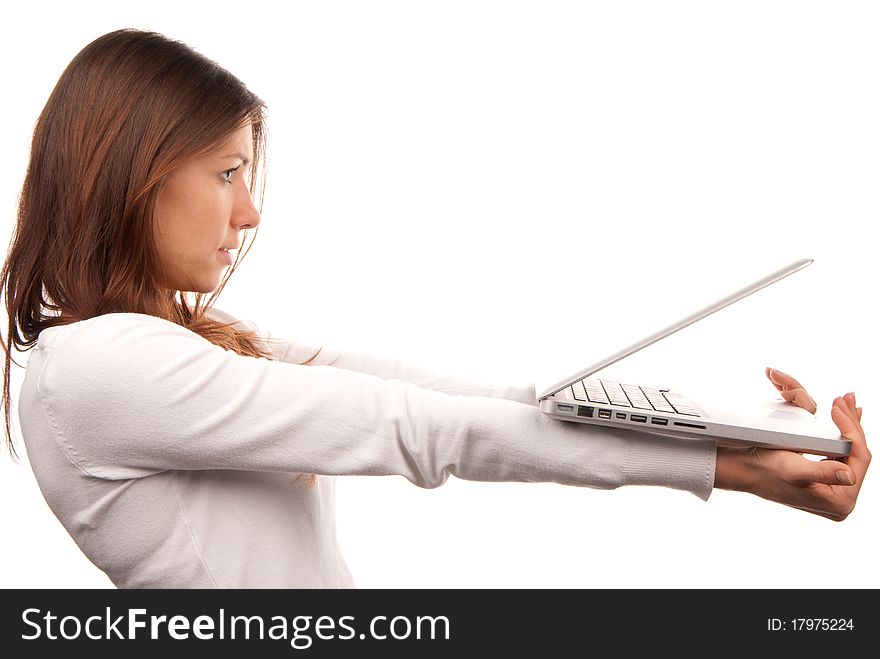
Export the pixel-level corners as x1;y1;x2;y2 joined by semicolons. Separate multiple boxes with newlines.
714;370;870;521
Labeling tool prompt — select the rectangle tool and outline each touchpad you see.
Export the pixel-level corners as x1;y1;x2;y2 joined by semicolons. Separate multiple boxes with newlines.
767;409;802;421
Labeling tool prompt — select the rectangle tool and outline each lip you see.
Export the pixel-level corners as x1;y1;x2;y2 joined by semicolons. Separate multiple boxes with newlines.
218;248;235;265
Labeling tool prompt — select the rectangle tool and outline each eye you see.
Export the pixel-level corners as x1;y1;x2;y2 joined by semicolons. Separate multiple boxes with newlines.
221;165;241;184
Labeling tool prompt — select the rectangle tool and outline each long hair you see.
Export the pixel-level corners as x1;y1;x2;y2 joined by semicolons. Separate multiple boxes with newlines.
1;29;316;481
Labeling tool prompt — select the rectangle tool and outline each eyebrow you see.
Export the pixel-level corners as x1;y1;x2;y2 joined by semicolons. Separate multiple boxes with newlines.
221;152;252;166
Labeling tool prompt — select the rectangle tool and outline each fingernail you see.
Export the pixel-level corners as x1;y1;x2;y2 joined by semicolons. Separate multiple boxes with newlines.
836;471;854;485
772;368;787;378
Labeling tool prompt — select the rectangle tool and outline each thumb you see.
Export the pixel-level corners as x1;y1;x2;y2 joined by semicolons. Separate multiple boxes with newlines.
788;458;855;486
820;460;856;486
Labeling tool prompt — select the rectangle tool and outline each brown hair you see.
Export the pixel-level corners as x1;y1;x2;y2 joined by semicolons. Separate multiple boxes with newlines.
1;28;318;483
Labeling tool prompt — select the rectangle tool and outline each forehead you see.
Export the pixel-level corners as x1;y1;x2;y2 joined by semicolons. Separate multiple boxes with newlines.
223;124;254;149
212;125;254;159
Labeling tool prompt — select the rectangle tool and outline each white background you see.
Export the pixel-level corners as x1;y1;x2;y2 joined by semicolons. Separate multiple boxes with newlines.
1;1;876;589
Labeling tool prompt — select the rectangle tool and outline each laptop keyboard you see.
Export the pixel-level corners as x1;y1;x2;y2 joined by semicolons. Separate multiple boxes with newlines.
571;378;702;417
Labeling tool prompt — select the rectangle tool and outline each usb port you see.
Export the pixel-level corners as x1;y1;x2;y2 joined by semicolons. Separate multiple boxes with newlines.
651;417;669;426
631;414;647;423
598;409;612;419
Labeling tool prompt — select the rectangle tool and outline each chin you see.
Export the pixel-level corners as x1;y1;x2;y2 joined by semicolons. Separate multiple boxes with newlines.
166;264;228;293
175;278;223;294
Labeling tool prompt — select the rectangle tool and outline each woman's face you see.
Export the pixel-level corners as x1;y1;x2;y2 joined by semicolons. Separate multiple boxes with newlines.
153;124;260;292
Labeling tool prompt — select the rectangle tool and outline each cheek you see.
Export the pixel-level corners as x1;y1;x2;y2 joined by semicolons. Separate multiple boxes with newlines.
185;187;228;228
156;183;225;248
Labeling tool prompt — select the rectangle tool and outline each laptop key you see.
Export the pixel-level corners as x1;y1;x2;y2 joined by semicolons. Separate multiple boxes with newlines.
641;388;677;413
583;379;610;404
664;393;702;417
600;380;632;407
572;380;587;401
620;383;654;410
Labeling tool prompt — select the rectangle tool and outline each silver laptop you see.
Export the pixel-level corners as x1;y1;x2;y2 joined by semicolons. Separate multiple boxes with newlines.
536;258;851;457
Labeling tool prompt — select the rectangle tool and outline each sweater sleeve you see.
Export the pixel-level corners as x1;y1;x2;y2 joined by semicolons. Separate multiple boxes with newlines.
206;306;539;407
38;313;716;500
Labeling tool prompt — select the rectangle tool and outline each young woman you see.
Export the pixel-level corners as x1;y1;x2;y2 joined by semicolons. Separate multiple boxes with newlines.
1;28;869;588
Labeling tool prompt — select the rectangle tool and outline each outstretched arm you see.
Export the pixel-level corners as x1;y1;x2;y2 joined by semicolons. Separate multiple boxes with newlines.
35;312;715;500
207;307;538;406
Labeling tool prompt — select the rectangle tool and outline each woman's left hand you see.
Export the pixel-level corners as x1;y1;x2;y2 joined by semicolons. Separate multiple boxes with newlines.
713;368;869;521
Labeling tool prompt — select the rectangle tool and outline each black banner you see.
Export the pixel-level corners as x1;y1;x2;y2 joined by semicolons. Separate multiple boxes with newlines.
0;588;873;655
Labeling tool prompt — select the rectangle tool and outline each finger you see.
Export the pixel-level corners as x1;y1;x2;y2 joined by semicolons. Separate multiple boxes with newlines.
766;368;817;412
834;395;859;430
846;390;863;422
784;450;856;486
766;367;808;392
765;366;787;390
844;392;863;424
831;398;870;476
778;388;818;414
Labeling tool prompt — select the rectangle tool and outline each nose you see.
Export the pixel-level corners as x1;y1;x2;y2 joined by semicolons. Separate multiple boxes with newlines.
233;181;261;230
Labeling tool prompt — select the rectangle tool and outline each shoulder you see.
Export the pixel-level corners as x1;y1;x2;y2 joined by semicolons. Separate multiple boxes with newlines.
39;312;207;356
36;313;223;397
206;306;263;334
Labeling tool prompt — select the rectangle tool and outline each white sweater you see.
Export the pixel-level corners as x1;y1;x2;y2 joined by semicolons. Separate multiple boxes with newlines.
18;309;716;588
